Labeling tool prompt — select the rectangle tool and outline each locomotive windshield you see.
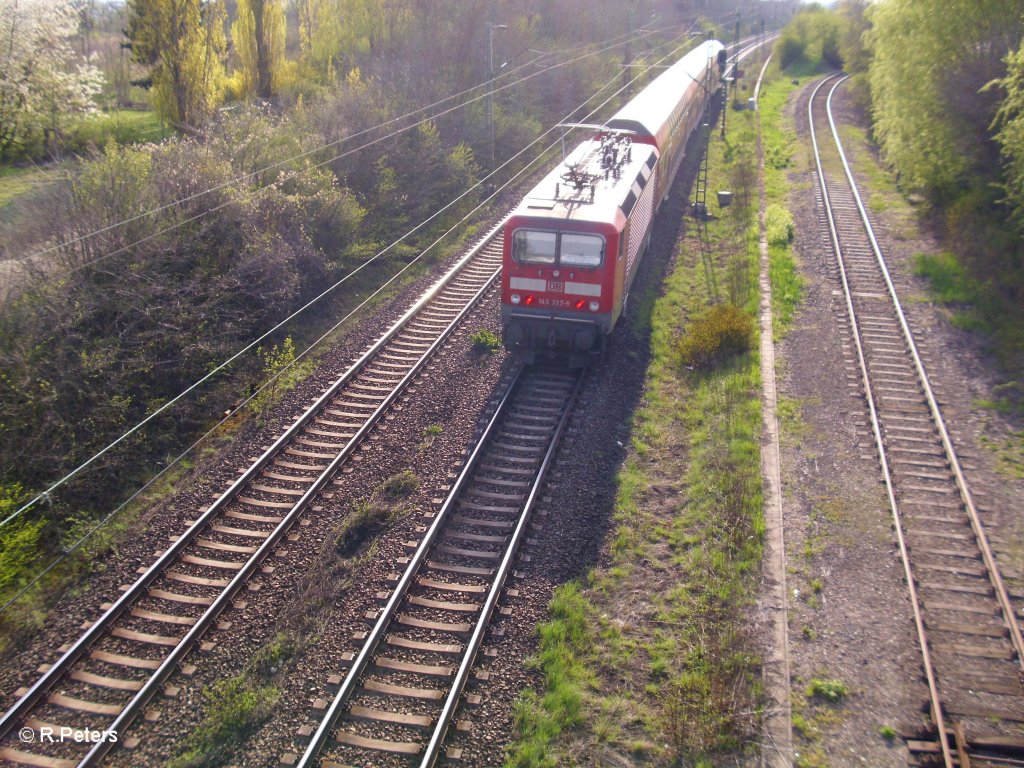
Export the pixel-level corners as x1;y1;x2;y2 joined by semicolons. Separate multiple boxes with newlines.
512;230;556;264
512;230;604;268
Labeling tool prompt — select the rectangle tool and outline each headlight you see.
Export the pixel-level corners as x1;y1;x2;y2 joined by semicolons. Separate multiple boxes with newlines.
589;301;600;312
510;294;521;305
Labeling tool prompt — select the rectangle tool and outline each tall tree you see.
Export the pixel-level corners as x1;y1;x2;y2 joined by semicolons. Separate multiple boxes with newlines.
126;0;227;130
868;0;1023;201
837;0;871;75
294;0;404;82
0;0;103;158
232;0;287;98
990;44;1024;232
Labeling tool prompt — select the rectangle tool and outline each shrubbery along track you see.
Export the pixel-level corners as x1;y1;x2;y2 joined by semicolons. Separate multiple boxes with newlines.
0;224;505;768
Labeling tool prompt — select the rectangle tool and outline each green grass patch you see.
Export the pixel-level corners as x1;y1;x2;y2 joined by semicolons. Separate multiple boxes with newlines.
168;669;281;768
806;677;848;703
334;471;419;558
758;77;804;339
0;165;64;210
335;480;411;557
913;251;978;305
65;109;167;149
765;204;794;247
381;469;418;498
913;251;1024;409
506;582;593;767
1;110;163;211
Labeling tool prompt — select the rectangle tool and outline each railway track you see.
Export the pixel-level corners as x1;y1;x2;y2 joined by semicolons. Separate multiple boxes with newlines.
0;224;507;768
283;365;582;768
808;75;1024;768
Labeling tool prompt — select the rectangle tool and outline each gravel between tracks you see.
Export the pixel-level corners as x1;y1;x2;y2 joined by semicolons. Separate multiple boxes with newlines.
234;177;686;768
107;287;512;768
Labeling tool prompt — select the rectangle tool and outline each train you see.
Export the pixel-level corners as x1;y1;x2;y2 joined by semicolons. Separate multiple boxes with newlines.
501;39;727;366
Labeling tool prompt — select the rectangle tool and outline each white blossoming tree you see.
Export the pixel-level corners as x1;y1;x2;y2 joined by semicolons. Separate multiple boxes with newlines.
0;0;104;159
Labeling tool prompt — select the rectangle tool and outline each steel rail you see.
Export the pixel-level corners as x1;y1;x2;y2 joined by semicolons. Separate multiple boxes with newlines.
808;73;955;768
420;370;584;766
293;364;526;767
0;217;506;765
823;77;1024;674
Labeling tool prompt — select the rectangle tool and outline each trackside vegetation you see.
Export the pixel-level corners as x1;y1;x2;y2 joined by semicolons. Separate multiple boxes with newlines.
167;630;297;768
759;72;803;339
507;64;775;766
786;0;1024;406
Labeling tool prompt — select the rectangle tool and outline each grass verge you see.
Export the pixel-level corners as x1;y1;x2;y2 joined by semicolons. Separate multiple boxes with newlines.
759;72;804;339
913;251;1024;412
506;83;770;766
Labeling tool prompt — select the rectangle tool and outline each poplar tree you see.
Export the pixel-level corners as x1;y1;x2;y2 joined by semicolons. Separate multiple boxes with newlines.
232;0;287;98
126;0;227;131
295;0;406;82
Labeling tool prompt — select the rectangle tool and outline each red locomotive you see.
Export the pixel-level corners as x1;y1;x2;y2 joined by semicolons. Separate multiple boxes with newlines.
501;39;726;365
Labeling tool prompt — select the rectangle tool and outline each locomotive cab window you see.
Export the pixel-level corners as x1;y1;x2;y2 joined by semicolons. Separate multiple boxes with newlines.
512;229;604;268
560;233;603;267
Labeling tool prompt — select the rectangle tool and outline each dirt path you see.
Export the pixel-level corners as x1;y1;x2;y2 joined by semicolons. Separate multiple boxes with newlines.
755;56;795;768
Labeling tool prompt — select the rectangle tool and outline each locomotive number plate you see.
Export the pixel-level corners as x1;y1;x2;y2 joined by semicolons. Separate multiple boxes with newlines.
546;280;564;293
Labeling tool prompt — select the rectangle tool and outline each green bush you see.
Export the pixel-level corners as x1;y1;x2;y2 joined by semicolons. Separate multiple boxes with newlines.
0;485;45;601
676;305;755;371
766;205;795;248
470;328;501;353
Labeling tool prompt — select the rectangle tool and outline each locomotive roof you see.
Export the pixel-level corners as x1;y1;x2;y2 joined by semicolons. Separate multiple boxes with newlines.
512;139;658;225
606;39;724;143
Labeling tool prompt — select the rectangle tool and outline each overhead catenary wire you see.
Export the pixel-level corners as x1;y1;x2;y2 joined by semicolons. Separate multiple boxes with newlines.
46;25;685;279
3;21;704;534
0;22;705;617
44;27;679;282
14;21;690;270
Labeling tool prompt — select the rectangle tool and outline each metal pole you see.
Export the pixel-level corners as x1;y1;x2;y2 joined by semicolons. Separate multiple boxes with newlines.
486;23;506;187
733;11;741;102
623;1;634;98
488;21;494;184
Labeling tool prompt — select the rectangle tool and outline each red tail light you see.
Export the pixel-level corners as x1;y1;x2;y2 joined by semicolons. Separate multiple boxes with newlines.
574;299;585;310
525;294;536;306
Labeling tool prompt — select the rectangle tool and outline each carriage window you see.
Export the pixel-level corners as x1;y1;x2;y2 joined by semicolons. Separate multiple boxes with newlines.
560;233;604;267
512;230;556;264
